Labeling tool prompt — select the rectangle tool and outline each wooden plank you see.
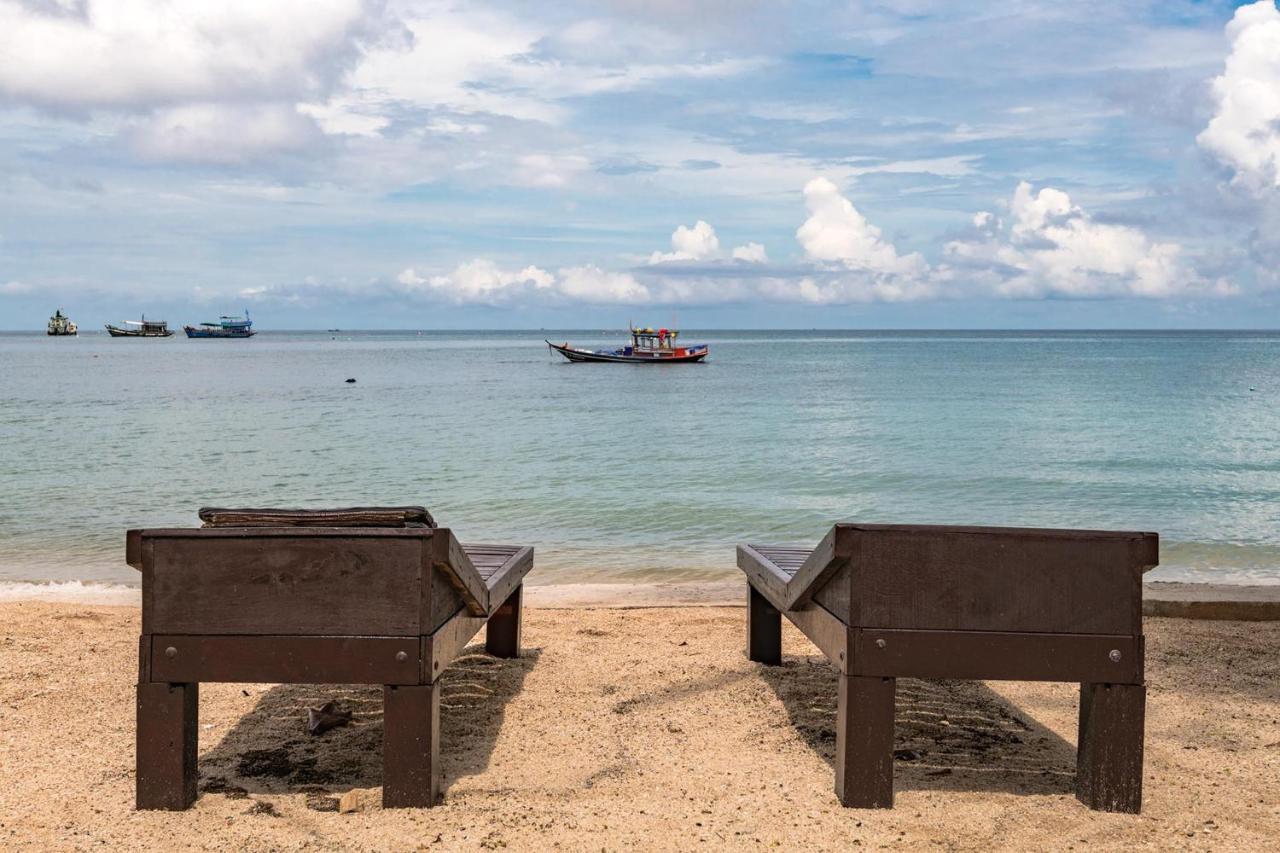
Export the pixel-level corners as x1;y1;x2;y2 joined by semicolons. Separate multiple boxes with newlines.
433;529;488;616
424;609;489;681
136;682;198;810
783;526;850;609
383;683;440;808
747;583;782;665
198;506;435;528
835;674;896;809
1077;682;1146;813
485;585;522;658
143;531;428;636
736;545;791;612
126;529;142;570
148;635;422;684
784;603;855;674
844;525;1155;635
481;546;533;617
851;629;1143;683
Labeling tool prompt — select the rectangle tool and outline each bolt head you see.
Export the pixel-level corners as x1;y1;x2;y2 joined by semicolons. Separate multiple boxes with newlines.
395;651;408;662
164;646;177;658
875;638;887;649
1109;649;1122;662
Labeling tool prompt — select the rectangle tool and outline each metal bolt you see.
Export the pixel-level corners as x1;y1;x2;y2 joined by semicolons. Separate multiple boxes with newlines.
1109;649;1122;662
164;646;177;658
395;651;408;662
875;639;887;649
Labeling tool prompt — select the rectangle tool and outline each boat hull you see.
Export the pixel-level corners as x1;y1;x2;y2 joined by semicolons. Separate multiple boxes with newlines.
547;341;708;364
184;326;255;338
106;325;173;337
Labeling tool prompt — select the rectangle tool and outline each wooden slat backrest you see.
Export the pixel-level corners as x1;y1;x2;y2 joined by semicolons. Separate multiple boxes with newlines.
813;524;1157;635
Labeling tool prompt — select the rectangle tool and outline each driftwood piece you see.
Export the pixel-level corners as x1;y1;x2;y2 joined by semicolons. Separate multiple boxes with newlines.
307;701;354;736
198;506;436;529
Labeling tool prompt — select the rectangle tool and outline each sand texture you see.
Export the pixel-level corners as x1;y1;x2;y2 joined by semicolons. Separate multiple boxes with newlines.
0;602;1277;851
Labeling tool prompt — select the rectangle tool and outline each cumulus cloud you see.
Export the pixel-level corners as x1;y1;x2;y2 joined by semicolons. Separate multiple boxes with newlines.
731;242;768;263
945;182;1231;298
648;220;767;264
1197;1;1280;193
796;177;928;277
0;280;33;295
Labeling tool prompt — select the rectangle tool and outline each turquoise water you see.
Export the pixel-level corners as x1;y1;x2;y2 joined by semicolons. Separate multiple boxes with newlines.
1;330;1277;587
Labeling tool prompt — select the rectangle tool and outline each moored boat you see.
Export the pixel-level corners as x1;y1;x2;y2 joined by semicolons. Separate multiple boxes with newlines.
47;309;78;336
547;325;709;363
105;316;173;337
184;310;254;338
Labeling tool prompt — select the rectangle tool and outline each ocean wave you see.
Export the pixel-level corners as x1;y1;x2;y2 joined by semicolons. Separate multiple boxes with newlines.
0;580;140;605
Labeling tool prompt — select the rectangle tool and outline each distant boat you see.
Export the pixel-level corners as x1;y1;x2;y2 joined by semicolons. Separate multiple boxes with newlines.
105;315;173;338
47;309;78;336
547;325;709;363
184;310;254;339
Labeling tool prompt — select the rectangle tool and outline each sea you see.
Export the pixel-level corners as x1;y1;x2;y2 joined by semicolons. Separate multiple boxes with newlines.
1;329;1278;597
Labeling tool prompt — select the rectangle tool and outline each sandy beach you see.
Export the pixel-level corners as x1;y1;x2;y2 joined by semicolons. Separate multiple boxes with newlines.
0;598;1276;851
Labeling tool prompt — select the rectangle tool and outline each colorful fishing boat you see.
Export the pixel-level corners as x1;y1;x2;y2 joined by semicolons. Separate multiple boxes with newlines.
105;316;173;337
184;310;254;338
547;326;709;363
47;309;78;336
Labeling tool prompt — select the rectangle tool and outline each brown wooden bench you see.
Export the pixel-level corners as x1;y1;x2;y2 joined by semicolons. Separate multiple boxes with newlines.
127;507;533;810
738;523;1157;813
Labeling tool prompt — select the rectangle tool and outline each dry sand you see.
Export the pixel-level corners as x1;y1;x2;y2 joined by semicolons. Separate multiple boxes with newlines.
0;601;1277;851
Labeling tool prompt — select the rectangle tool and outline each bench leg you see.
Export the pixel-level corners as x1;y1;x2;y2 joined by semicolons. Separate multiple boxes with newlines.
383;683;441;808
1076;682;1145;813
836;674;896;808
747;584;782;665
486;584;522;659
136;682;199;810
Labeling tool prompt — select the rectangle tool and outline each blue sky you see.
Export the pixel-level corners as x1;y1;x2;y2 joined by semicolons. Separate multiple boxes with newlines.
2;0;1280;328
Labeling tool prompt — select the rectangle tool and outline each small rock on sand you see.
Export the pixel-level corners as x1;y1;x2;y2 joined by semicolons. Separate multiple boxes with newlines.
338;790;361;814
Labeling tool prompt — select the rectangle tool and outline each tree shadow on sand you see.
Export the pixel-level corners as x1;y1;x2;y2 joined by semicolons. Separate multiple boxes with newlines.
196;643;539;809
759;656;1080;798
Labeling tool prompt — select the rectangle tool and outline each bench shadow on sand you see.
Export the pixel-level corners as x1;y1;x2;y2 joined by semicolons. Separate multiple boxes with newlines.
196;643;539;809
759;656;1080;798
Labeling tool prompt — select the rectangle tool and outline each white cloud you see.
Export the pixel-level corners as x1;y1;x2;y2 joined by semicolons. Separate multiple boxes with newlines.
1;280;33;295
396;260;648;305
128;103;323;164
556;265;650;303
397;260;554;305
945;182;1231;298
1197;1;1280;193
796;177;928;276
649;220;768;264
731;242;768;263
0;0;379;109
649;220;719;263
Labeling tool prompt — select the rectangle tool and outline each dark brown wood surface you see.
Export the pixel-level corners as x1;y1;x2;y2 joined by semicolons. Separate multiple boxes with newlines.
382;683;440;808
851;628;1143;683
485;585;522;659
835;674;895;808
143;531;429;636
198;506;435;528
747;584;782;665
136;682;198;810
1077;682;1146;813
148;635;423;684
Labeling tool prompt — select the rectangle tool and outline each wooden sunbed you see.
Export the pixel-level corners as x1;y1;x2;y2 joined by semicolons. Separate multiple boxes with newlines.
127;507;533;810
738;523;1157;813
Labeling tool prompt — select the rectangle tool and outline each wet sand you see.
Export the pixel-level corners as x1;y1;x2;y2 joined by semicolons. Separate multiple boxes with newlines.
1;600;1278;850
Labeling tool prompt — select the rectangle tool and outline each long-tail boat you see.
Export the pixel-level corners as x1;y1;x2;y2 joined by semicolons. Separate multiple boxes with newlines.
105;315;173;337
184;310;254;338
547;325;708;363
